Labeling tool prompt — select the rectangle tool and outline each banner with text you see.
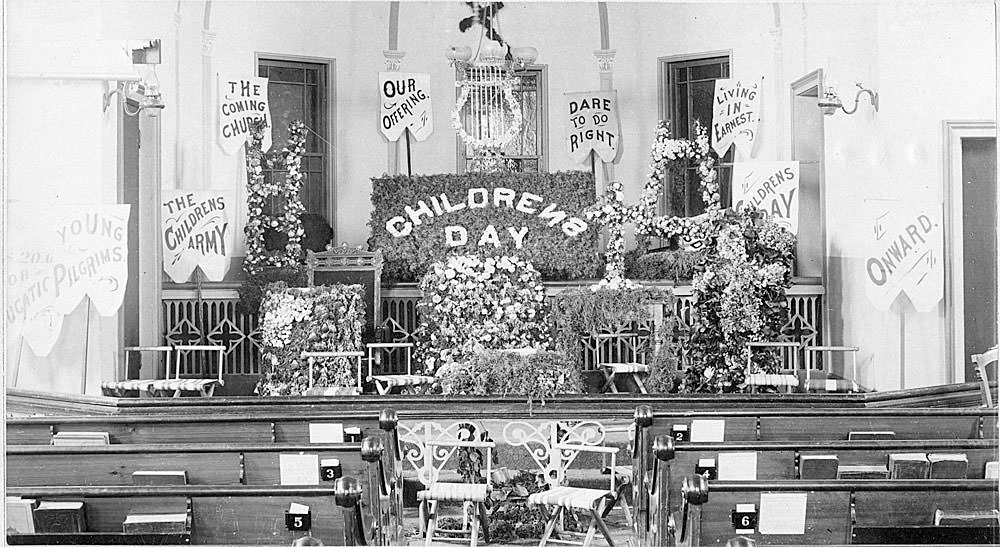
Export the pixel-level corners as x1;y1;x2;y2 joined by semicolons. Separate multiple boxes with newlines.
862;200;943;312
5;204;131;356
161;190;235;283
565;90;621;164
712;78;762;157
379;72;433;142
732;161;800;234
218;75;272;155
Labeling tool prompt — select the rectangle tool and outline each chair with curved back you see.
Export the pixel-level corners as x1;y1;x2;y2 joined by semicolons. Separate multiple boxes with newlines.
973;346;998;408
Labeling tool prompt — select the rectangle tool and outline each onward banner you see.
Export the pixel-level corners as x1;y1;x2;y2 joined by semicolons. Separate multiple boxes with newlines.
712;78;762;156
218;75;271;154
732;161;799;234
161;190;235;283
565;90;621;163
5;204;131;356
862;200;943;312
379;72;433;142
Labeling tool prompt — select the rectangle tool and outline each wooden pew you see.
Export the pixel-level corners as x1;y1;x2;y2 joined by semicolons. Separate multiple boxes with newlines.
5;484;365;545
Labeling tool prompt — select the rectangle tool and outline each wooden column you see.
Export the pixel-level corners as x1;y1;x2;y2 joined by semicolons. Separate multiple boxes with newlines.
201;1;216;188
138;109;163;375
384;1;403;176
594;3;616;194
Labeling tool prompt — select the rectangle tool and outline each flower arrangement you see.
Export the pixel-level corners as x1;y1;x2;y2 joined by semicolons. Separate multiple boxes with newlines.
416;255;551;372
683;208;796;392
256;282;366;396
436;350;583;403
243;120;307;276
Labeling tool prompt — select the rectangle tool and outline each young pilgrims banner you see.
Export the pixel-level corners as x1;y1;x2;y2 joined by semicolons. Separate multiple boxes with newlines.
732;161;800;234
379;72;433;141
565;90;621;164
218;75;272;155
161;190;235;283
5;204;131;356
862;200;943;312
711;78;762;157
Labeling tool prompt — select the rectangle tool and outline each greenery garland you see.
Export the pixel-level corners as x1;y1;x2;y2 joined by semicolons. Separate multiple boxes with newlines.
243;120;307;276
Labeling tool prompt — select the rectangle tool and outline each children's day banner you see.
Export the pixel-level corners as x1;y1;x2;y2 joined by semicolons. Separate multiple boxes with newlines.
732;161;800;234
218;75;272;155
161;190;235;283
565;90;621;164
862;200;943;312
712;78;762;156
379;72;433;142
5;204;131;356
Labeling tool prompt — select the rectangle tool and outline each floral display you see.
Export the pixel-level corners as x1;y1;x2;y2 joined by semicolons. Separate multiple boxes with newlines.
416;255;551;372
436;350;583;404
683;208;796;392
256;282;366;396
243;120;307;276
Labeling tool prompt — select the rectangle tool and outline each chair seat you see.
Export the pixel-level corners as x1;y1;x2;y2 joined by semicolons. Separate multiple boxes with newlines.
600;363;649;374
748;373;799;387
371;374;435;387
805;378;860;392
528;486;613;510
149;379;223;391
607;465;633;478
102;379;155;390
417;482;489;503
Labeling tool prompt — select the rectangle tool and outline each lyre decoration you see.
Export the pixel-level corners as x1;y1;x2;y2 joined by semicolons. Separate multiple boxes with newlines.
502;420;605;487
398;421;485;486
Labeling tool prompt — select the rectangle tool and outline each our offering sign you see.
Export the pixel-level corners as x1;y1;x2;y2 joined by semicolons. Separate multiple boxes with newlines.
161;190;235;283
5;204;131;356
732;161;800;234
862;200;943;312
565;90;621;164
218;75;272;155
712;78;762;156
379;72;433;141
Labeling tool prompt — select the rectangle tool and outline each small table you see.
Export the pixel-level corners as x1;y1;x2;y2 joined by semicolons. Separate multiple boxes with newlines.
596;333;650;394
301;350;366;394
366;342;435;395
101;346;174;397
148;345;226;397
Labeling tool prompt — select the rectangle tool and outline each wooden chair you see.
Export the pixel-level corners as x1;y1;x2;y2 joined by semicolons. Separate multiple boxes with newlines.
745;341;801;393
148;345;225;397
398;421;495;547
973;346;998;408
365;342;435;395
301;351;365;395
596;333;650;394
504;420;621;547
101;346;173;397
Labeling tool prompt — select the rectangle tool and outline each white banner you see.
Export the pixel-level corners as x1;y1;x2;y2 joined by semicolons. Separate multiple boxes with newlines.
862;200;944;312
565;90;621;164
5;204;131;355
379;72;433;142
161;190;235;283
732;161;800;234
218;75;272;155
711;78;762;157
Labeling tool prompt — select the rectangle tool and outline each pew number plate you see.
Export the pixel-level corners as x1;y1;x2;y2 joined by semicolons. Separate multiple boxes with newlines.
732;503;757;533
672;423;690;442
286;512;312;531
695;458;717;480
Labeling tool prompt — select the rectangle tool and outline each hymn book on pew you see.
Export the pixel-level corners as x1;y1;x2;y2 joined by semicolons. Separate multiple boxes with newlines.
5;497;37;533
836;464;889;479
122;512;189;534
888;453;930;479
927;453;968;479
934;509;1000;526
798;454;838;479
51;431;110;446
132;470;189;485
985;461;999;479
847;431;896;441
33;501;86;533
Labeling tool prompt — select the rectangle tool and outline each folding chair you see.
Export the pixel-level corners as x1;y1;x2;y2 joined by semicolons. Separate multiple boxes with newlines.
596;333;649;394
366;342;435;395
802;345;860;393
504;420;621;547
101;346;173;397
745;341;801;393
398;421;495;547
301;350;365;395
972;346;998;408
148;345;225;397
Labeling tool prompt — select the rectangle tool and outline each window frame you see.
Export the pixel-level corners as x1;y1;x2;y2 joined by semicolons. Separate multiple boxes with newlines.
455;63;549;174
254;52;337;228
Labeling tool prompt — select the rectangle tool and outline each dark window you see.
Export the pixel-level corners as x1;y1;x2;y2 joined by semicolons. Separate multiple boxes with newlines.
663;56;733;217
257;58;330;217
459;67;546;173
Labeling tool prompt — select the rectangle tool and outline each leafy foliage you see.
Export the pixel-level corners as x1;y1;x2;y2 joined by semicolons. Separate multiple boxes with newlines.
625;247;707;282
236;265;307;315
368;171;600;282
436;350;584;403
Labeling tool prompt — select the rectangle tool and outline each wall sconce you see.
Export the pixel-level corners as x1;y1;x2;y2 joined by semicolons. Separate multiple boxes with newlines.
103;39;165;115
818;82;878;116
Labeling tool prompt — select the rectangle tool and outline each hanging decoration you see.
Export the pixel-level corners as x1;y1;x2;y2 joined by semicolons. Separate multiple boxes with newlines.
243;119;306;275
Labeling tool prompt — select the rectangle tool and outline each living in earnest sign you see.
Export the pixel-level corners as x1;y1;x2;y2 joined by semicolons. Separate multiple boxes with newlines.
732;161;800;234
161;190;235;283
5;204;131;356
218;75;272;155
862;200;943;312
565;90;621;163
712;78;762;156
379;72;433;141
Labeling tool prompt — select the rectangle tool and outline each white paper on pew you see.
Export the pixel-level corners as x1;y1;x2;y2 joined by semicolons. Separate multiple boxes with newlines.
288;503;310;515
690;420;725;442
758;492;807;534
718;451;758;480
309;423;344;443
280;454;320;485
825;379;838;392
